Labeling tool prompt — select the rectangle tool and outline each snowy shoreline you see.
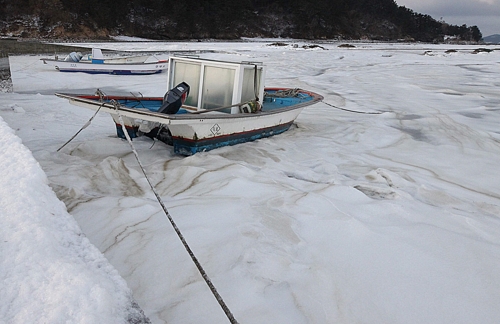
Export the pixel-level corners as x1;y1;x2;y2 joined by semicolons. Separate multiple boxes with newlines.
0;117;149;323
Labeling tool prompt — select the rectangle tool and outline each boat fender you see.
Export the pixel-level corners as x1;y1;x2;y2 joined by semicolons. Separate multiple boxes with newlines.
158;82;190;114
240;101;261;113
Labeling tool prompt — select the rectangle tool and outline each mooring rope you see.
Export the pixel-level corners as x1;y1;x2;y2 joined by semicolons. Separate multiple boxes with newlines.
129;91;147;109
148;125;165;150
321;100;386;115
111;101;239;324
57;102;104;152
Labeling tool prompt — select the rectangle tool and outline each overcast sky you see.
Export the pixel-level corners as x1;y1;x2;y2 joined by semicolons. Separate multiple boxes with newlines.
395;0;500;36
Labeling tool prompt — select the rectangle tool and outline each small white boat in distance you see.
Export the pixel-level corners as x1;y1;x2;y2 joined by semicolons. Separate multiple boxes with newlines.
41;48;167;75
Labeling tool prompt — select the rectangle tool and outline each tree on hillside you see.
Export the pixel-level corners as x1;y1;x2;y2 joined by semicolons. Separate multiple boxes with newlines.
0;0;484;42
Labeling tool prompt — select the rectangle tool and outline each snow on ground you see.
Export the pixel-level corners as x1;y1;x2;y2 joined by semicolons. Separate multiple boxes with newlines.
1;41;500;323
0;112;148;322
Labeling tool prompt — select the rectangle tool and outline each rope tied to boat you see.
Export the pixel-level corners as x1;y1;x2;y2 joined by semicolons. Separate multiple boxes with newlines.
110;100;239;324
263;87;386;114
57;101;105;152
57;88;111;152
321;100;386;114
95;88;107;101
148;125;168;150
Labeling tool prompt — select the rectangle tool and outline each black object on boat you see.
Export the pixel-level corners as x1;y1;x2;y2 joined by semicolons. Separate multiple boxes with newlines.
158;82;190;114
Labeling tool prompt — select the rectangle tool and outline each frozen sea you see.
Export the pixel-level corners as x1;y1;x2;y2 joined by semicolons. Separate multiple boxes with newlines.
1;40;500;323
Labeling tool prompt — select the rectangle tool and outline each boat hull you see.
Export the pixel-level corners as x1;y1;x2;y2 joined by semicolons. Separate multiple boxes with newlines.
172;120;294;155
42;59;167;75
56;88;323;155
166;105;304;155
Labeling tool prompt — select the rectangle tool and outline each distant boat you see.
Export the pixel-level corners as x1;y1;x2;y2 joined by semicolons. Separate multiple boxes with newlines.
41;48;167;75
56;56;323;155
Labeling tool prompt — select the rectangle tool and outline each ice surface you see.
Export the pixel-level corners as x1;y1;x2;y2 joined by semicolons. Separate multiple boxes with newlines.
1;41;500;323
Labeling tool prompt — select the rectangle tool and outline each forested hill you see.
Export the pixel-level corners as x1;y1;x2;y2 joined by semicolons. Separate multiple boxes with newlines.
0;0;482;42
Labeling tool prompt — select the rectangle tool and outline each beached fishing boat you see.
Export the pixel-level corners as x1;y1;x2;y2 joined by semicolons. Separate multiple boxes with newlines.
41;48;167;75
56;56;323;155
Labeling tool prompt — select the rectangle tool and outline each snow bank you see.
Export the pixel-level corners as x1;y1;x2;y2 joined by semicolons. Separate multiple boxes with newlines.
0;117;148;323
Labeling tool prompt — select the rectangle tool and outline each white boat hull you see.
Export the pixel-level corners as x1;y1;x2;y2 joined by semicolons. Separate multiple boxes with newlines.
41;58;167;75
56;88;323;155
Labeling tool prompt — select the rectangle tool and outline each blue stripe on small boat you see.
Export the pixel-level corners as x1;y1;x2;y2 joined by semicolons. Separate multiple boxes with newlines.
57;69;164;75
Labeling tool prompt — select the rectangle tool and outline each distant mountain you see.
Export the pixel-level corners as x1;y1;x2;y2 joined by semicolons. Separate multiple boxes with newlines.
0;0;483;42
483;34;500;44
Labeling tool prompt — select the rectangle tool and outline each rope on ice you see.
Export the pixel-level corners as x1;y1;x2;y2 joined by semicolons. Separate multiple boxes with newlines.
321;100;386;114
57;102;104;152
111;100;239;324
